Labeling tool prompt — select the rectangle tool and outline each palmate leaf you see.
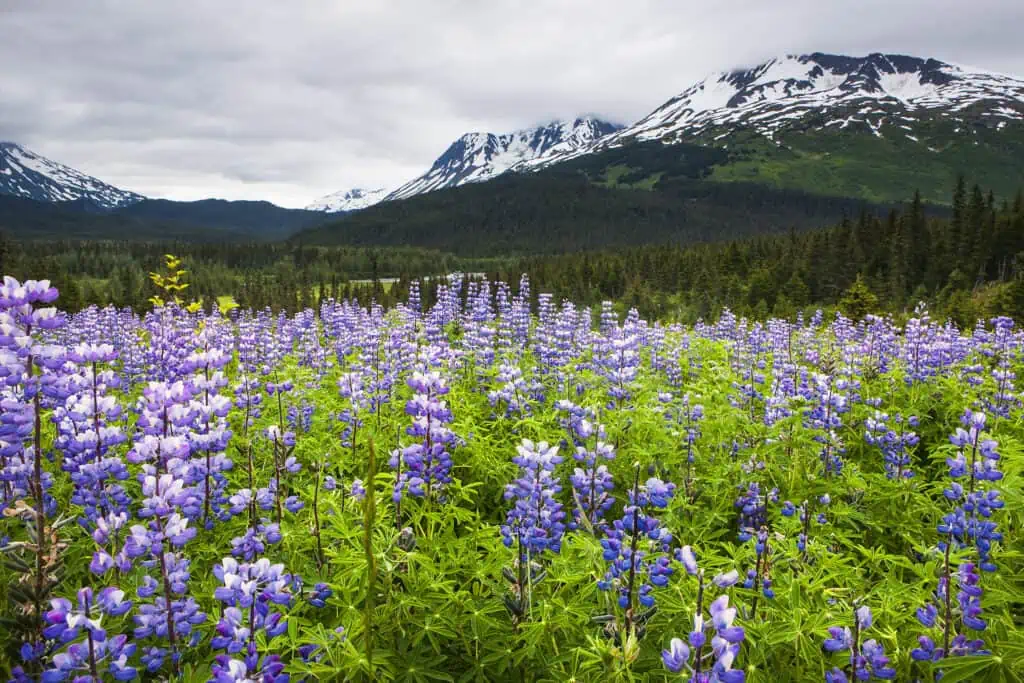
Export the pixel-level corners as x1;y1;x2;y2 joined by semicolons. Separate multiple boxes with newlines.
929;655;1012;683
392;652;456;683
995;638;1024;676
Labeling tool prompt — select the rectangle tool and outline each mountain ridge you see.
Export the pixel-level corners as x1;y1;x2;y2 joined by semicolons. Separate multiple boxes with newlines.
534;52;1024;164
309;52;1024;211
306;116;622;212
306;187;390;213
0;141;144;209
5;51;1024;243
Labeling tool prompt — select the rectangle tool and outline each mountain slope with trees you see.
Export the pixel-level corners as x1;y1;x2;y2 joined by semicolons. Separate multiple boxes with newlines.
295;142;891;256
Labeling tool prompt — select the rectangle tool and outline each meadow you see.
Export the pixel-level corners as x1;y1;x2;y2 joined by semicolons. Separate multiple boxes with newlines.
0;268;1021;683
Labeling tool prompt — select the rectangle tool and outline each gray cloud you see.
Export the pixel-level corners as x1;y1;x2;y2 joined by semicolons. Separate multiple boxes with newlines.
2;0;1023;207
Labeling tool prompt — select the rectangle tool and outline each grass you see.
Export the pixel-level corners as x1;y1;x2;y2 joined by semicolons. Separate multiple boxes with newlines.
706;123;1024;204
598;165;665;191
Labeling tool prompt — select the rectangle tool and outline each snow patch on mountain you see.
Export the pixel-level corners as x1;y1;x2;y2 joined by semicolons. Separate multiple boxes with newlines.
386;116;622;201
306;187;390;213
0;142;144;208
537;53;1024;166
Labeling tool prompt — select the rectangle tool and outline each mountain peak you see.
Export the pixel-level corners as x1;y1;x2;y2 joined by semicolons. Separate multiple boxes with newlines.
0;142;144;209
386;115;622;201
533;51;1024;161
306;187;390;213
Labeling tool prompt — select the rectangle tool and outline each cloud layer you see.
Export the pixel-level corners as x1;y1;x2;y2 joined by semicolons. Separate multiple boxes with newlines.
3;0;1023;207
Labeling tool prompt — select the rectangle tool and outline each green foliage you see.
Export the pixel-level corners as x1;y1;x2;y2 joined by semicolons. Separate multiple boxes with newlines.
2;314;1024;681
295;144;881;256
707;122;1024;205
4;179;1024;326
148;253;193;308
839;275;879;320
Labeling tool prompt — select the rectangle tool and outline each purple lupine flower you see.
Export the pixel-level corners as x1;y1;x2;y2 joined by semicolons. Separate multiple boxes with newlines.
0;276;65;521
181;333;235;528
983;316;1020;418
594;309;641;406
942;410;1004;572
734;482;775;542
500;439;566;560
125;471;206;675
728;321;769;421
912;562;990;668
42;587;137;682
598;467;675;618
390;370;457;503
662;637;690;674
781;494;830;562
823;604;895;681
306;583;332;609
487;360;534;419
210;653;286;683
864;411;919;480
211;556;294;681
665;545;747;681
558;402;616;531
805;373;848;477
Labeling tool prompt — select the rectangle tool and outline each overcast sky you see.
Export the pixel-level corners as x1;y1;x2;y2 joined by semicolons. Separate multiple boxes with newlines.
2;0;1023;208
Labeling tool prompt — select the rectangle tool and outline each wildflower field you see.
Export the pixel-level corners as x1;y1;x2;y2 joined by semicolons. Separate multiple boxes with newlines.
0;271;1021;683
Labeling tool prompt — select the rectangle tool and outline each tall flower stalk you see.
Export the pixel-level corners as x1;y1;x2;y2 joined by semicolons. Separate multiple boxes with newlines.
500;440;565;624
597;465;675;643
0;277;65;671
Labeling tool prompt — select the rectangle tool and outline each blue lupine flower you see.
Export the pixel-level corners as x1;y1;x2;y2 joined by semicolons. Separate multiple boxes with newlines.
662;549;746;683
598;469;675;611
822;605;895;681
389;370;457;502
500;440;566;559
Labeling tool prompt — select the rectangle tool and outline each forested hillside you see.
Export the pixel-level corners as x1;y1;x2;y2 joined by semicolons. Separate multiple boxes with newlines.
2;180;1019;325
295;142;889;256
511;180;1024;323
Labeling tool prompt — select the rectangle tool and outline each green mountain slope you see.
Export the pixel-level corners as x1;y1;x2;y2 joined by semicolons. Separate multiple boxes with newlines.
546;53;1024;205
294;143;894;257
705;116;1024;204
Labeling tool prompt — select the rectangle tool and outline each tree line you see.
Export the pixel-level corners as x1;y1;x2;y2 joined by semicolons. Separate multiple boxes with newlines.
1;178;1021;324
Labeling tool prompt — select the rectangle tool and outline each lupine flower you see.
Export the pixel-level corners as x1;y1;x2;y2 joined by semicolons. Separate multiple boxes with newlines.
942;410;1003;571
558;402;616;531
823;605;895;681
983;316;1019;418
805;373;848;476
389;370;457;502
864;411;919;479
126;473;206;674
598;468;675;618
42;587;137;682
664;545;747;681
181;338;234;527
500;439;566;559
781;495;831;561
487;360;534;418
661;597;746;681
734;482;776;542
912;562;989;667
211;557;294;681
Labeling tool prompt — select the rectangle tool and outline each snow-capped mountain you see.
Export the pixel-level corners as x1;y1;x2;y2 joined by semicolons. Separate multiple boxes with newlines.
306;187;390;212
385;116;621;201
0;142;144;208
541;53;1024;164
